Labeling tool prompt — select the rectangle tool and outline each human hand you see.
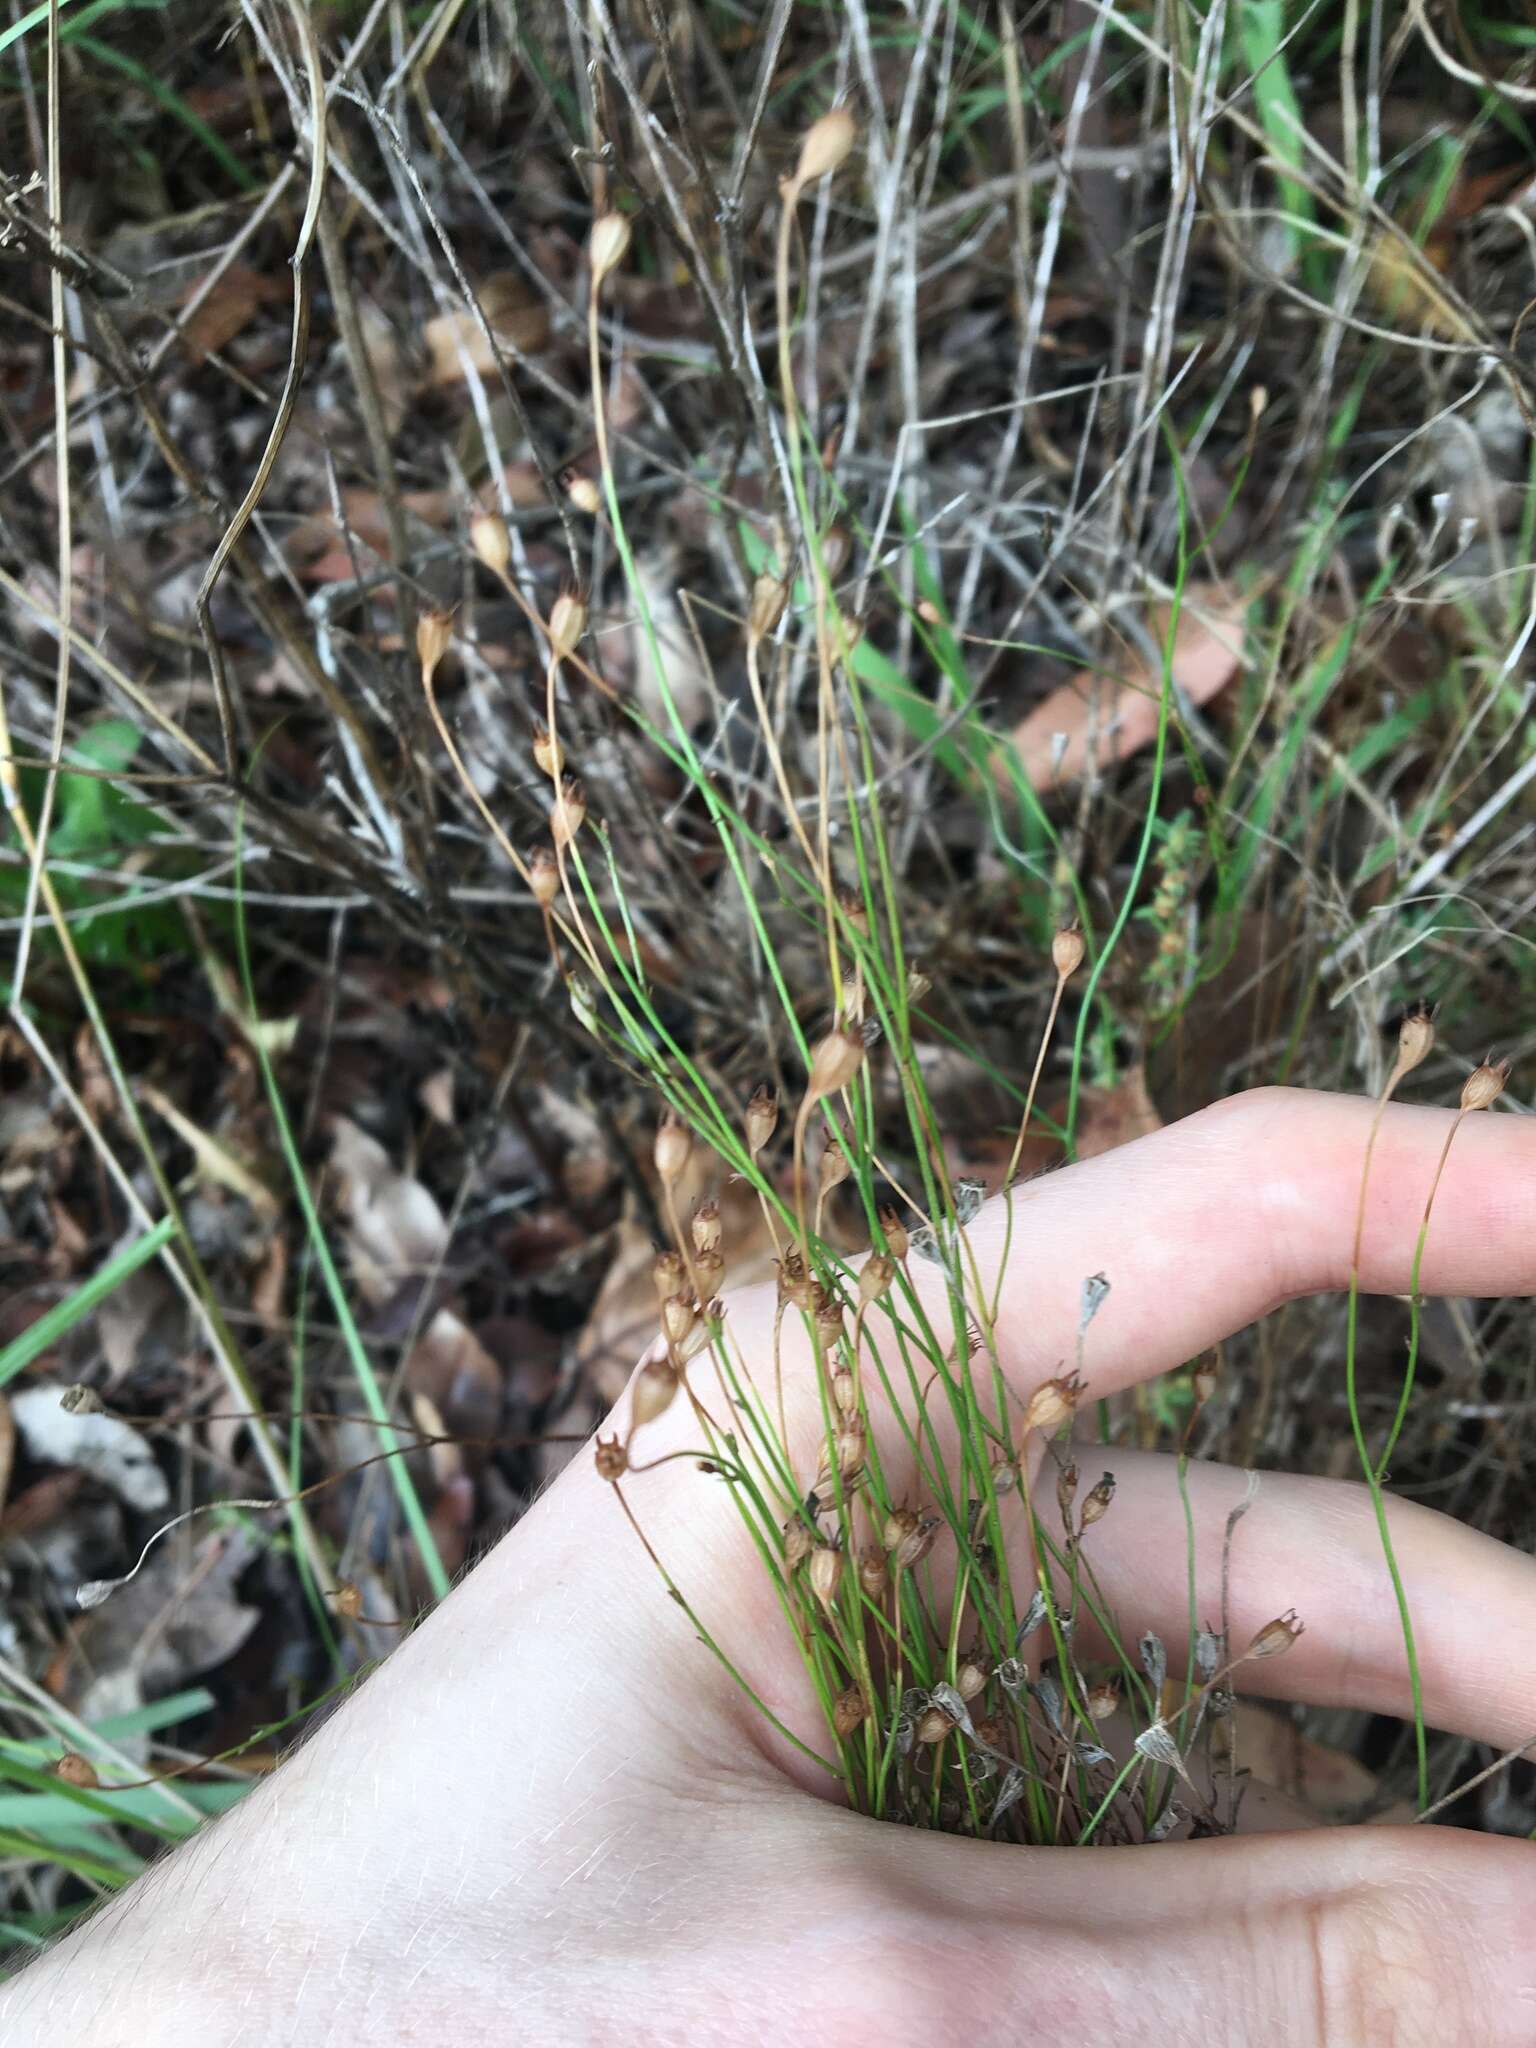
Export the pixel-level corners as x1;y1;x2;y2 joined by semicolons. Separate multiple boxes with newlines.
5;1088;1535;2046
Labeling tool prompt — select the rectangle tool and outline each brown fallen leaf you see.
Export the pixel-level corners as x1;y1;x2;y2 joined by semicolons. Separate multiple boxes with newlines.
180;263;291;365
1074;1064;1162;1161
423;274;551;387
1011;584;1247;787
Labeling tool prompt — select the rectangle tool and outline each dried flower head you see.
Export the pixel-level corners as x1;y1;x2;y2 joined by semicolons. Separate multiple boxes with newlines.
1052;925;1086;979
1086;1682;1118;1723
691;1247;725;1300
469;511;509;576
1193;1358;1219;1407
793;105;857;187
746;1082;780;1157
883;1506;918;1551
1021;1370;1085;1436
1056;1461;1079;1522
53;1752;99;1789
588;210;633;285
416;608;453;681
1461;1057;1510;1113
631;1358;679;1430
818;1138;850;1193
594;1434;628;1481
916;1705;951;1745
784;1520;816;1569
674;1303;718;1364
655;1110;692;1184
831;1367;857;1417
59;1383;104;1415
332;1580;364;1620
777;1251;816;1312
1245;1609;1305;1660
832;1418;866;1482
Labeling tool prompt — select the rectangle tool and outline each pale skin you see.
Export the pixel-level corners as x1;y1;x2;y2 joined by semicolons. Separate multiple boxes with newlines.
4;1087;1536;2045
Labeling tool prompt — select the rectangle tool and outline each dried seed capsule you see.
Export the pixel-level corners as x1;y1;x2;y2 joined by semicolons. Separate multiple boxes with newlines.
691;1200;721;1255
659;1293;698;1347
1245;1609;1305;1660
550;776;586;847
528;844;559;907
652;1248;687;1300
833;1418;866;1481
746;1082;780;1157
469;511;510;576
818;1140;850;1193
856;1544;888;1600
892;1517;938;1573
858;1253;895;1306
1056;1461;1079;1522
1052;925;1085;979
532;722;563;780
691;1247;725;1299
777;1252;815;1311
594;1434;627;1480
548;585;587;659
784;1521;816;1569
53;1752;99;1789
567;472;602;516
805;1028;864;1102
814;1299;845;1353
1461;1057;1510;1113
631;1358;679;1429
1193;1358;1219;1407
957;1656;988;1702
883;1506;917;1551
1086;1682;1118;1722
878;1205;909;1262
808;1546;843;1609
1395;1007;1435;1078
794;106;857;186
834;884;868;935
1080;1472;1116;1528
416;608;453;681
830;1367;857;1417
674;1304;718;1364
1021;1371;1085;1435
833;1684;868;1739
655;1111;692;1185
588;210;632;284
916;1705;951;1745
748;573;788;643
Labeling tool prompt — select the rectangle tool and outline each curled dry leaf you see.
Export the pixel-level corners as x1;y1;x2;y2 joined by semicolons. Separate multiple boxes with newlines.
1010;583;1246;787
329;1118;449;1307
10;1385;168;1512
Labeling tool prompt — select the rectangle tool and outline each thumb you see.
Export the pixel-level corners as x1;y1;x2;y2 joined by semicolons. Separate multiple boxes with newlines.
825;1817;1535;2045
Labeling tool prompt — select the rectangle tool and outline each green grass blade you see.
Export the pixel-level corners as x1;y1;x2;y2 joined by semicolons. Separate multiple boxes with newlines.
0;1215;176;1391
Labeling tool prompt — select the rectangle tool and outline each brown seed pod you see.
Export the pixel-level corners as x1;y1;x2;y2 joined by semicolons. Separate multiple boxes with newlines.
588;210;633;285
794;106;857;186
777;1252;816;1312
1461;1057;1511;1113
878;1205;909;1262
818;1139;851;1193
548;586;587;660
916;1705;951;1745
830;1367;857;1417
691;1200;722;1255
594;1434;628;1481
858;1253;895;1306
659;1293;698;1347
784;1521;816;1569
691;1247;726;1300
1022;1371;1085;1435
748;573;788;644
892;1517;938;1574
332;1580;364;1620
1395;1007;1435;1079
631;1358;679;1430
857;1544;889;1600
655;1110;692;1185
527;844;559;907
746;1082;779;1156
832;1684;869;1739
805;1028;864;1102
1080;1472;1116;1528
416;608;453;681
957;1656;988;1702
567;473;602;516
532;722;563;781
1245;1609;1305;1660
1086;1682;1119;1722
808;1546;843;1609
652;1248;687;1301
882;1506;918;1552
550;776;587;847
1051;925;1086;979
469;511;510;576
53;1752;99;1789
